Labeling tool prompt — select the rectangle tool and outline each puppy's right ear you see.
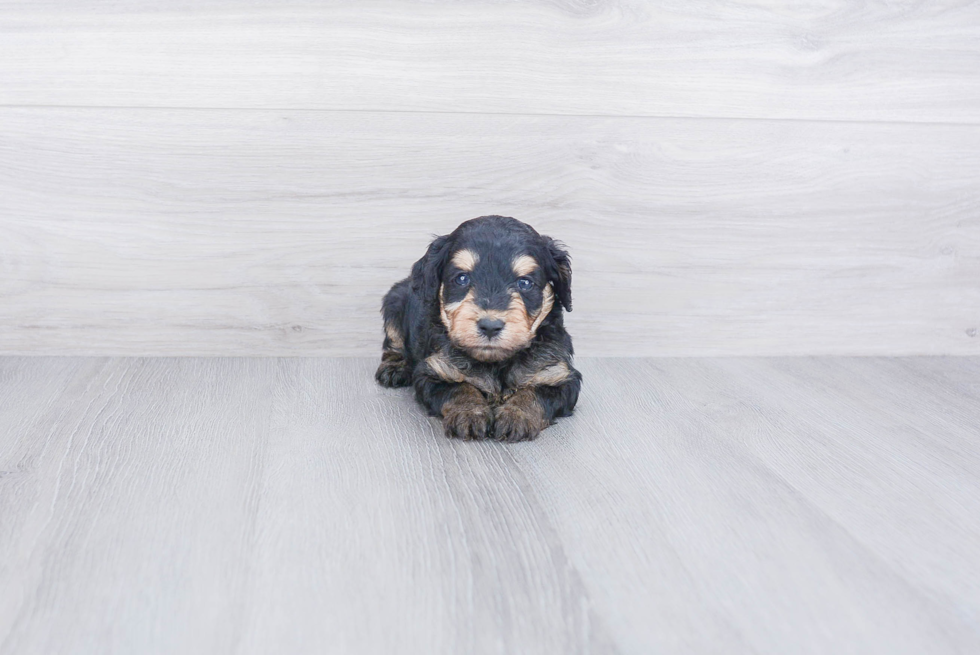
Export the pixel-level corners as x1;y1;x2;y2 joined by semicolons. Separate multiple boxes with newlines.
410;234;451;303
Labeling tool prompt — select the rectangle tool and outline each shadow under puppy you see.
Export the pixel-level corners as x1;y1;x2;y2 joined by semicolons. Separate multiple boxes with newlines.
376;215;582;442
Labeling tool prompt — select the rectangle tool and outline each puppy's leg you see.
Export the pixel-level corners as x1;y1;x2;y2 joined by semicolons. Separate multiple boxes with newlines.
494;366;582;442
414;375;493;440
376;350;412;388
375;279;413;388
440;383;494;441
537;368;582;419
492;388;549;442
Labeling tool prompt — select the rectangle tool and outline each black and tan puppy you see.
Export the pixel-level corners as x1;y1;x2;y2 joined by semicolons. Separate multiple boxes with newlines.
375;215;582;442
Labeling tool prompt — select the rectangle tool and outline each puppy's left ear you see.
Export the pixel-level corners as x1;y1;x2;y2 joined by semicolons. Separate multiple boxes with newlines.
543;237;572;312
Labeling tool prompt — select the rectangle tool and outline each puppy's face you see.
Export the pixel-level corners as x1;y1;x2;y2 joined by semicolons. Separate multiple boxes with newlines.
439;247;555;362
411;216;572;363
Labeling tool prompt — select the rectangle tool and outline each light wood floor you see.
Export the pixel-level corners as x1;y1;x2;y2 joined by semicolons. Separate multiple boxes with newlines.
1;356;978;654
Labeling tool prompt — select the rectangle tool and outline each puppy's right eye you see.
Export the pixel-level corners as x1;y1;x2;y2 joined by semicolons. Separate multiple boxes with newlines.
453;273;470;287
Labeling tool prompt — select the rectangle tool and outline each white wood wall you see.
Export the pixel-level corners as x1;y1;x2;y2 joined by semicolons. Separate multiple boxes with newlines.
1;1;978;356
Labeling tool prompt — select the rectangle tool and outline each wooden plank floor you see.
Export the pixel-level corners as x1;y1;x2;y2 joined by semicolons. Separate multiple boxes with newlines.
1;357;978;654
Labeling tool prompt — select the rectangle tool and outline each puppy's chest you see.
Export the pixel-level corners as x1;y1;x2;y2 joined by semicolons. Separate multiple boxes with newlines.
425;350;560;402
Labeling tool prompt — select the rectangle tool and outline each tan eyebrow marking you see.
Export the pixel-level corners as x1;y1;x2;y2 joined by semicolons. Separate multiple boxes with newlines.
451;249;479;272
512;255;539;277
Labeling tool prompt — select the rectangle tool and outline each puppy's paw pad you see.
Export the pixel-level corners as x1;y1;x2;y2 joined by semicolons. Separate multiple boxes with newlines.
443;405;493;441
375;361;412;388
491;405;544;442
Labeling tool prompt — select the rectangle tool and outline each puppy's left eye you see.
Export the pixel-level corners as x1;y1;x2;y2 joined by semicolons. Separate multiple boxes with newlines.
517;277;534;291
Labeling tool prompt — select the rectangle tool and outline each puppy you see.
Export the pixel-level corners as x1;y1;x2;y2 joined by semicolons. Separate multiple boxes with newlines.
375;215;582;442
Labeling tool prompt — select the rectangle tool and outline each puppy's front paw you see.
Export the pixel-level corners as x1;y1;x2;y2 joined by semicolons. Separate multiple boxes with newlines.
492;389;549;442
442;385;493;440
375;354;412;388
443;405;493;441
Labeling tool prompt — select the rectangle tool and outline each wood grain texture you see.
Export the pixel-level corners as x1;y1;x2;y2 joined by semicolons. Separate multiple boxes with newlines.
1;356;978;654
2;1;980;123
515;357;980;653
2;108;978;356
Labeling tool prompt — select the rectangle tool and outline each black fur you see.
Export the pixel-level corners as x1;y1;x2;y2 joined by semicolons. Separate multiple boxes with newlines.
376;215;582;441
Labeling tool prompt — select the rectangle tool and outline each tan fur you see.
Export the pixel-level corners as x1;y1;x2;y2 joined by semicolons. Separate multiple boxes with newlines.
384;323;404;350
439;286;472;332
451;249;479;272
425;352;502;397
529;284;555;334
425;352;465;384
505;357;571;390
439;281;557;362
464;294;528;361
525;362;571;387
511;254;539;277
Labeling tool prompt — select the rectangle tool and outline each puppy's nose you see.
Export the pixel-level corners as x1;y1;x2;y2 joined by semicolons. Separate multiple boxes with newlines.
477;317;505;340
